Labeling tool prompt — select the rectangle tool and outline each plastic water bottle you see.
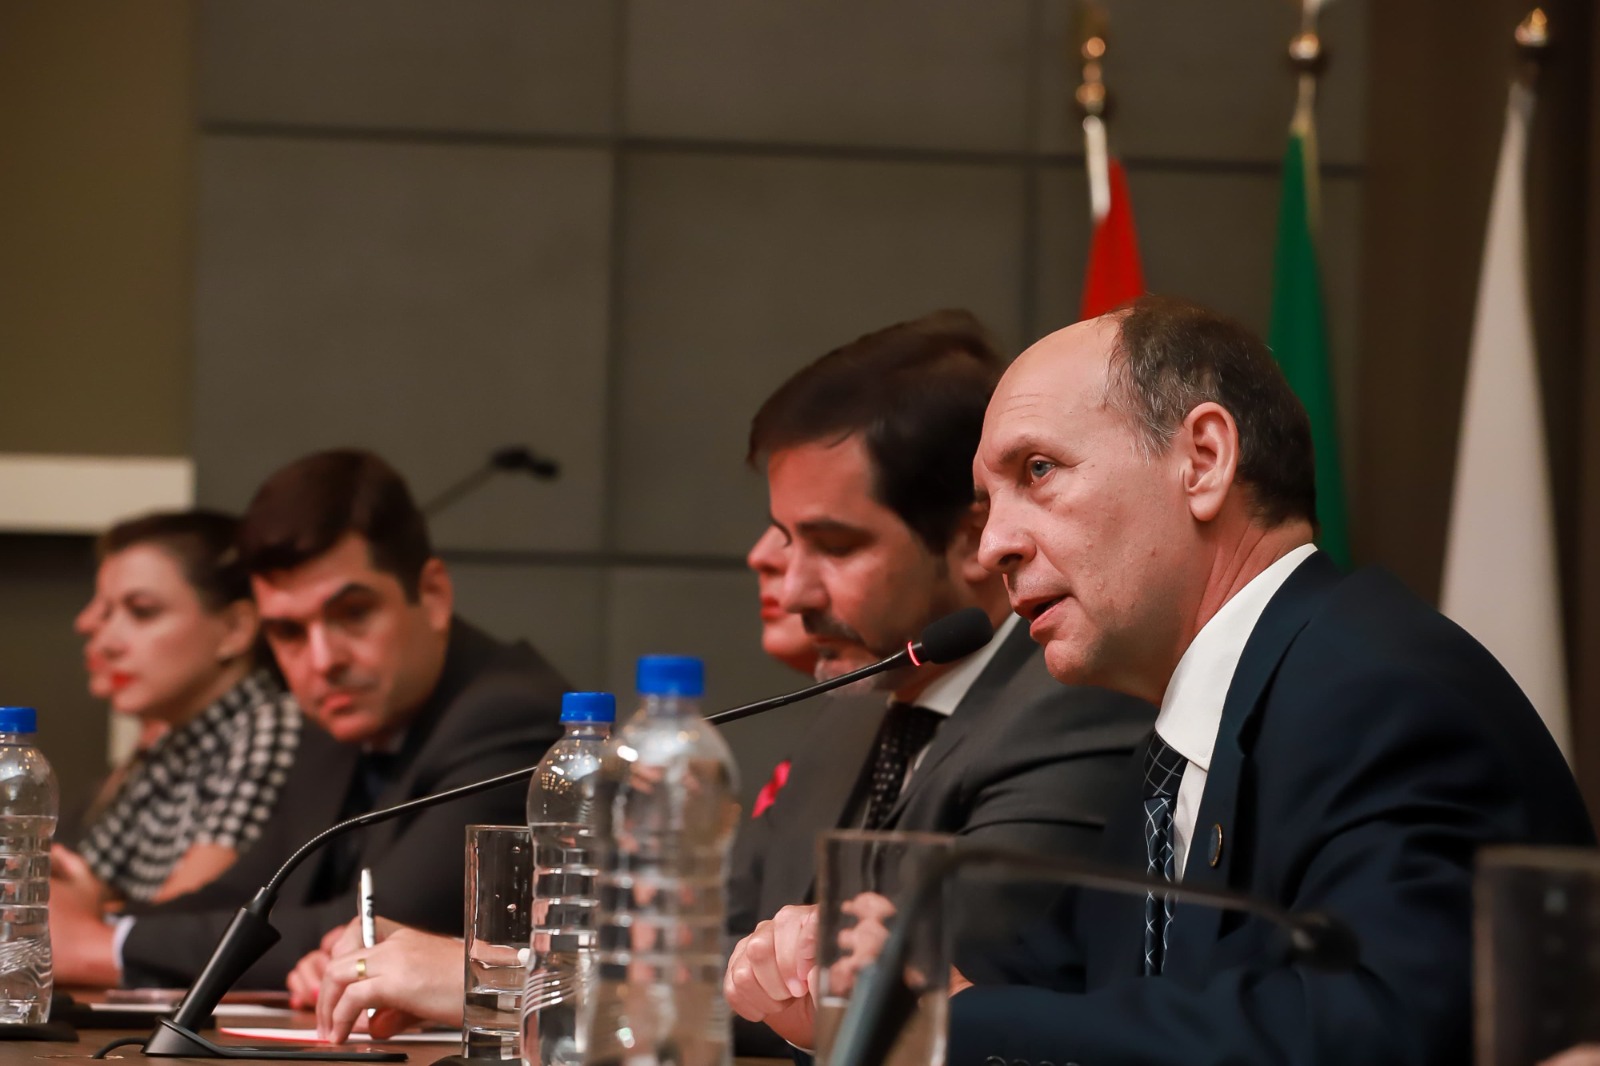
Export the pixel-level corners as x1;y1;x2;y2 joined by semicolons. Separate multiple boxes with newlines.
522;692;617;1066
582;657;740;1066
0;707;57;1025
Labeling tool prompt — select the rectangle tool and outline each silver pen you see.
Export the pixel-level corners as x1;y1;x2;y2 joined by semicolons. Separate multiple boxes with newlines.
359;867;377;1021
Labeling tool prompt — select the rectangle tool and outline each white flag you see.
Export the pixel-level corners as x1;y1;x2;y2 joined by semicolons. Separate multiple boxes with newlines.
1440;81;1570;758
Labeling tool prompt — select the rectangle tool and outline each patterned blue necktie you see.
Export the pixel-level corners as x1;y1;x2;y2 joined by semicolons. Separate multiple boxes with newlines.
1142;733;1188;976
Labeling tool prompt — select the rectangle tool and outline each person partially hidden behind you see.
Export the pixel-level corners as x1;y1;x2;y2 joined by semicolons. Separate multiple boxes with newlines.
746;524;818;678
724;295;1594;1064
56;510;301;905
49;448;569;990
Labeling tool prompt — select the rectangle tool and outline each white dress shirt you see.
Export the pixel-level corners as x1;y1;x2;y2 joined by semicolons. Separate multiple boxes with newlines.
1156;543;1317;879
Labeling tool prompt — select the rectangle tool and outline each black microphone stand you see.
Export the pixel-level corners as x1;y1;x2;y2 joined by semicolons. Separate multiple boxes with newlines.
131;766;539;1060
825;844;1360;1066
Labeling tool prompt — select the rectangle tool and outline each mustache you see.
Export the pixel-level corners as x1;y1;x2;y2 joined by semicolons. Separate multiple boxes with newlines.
801;610;866;646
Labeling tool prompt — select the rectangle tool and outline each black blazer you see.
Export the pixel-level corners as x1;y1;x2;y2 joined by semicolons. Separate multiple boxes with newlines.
728;621;1153;1053
949;553;1595;1066
121;618;568;988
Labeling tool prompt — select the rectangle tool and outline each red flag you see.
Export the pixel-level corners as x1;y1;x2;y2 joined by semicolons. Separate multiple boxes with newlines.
1079;159;1145;319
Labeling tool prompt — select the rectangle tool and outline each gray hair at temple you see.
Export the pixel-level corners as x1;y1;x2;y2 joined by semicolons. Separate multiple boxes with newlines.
1103;294;1319;530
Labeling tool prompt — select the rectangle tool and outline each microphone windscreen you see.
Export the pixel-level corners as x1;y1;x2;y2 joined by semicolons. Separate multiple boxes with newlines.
917;607;995;665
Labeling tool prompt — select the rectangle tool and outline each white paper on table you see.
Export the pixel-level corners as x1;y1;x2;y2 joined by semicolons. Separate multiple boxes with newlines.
219;1027;459;1045
87;1002;180;1014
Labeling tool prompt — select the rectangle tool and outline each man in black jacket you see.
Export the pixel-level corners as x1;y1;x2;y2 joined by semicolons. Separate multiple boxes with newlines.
51;449;567;988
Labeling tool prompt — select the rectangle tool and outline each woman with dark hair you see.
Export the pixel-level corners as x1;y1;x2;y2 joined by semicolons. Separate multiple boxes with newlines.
57;510;302;905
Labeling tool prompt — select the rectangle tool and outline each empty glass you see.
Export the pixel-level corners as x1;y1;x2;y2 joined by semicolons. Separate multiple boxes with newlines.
1476;845;1600;1065
464;825;534;1059
812;830;955;1066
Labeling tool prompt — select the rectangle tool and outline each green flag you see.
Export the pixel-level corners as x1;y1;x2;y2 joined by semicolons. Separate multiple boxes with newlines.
1269;114;1350;568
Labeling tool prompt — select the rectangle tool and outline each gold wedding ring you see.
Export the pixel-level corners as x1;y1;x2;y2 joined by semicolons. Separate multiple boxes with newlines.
355;957;368;981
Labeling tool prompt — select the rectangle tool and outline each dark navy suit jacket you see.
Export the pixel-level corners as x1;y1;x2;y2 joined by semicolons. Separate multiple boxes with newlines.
949;552;1594;1066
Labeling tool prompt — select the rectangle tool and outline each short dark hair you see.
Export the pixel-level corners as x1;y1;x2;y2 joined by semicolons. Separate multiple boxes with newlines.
748;310;1005;551
1106;294;1317;529
99;509;249;612
237;449;433;598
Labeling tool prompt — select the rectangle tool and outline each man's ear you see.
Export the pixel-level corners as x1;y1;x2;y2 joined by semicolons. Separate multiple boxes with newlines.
1179;401;1240;523
216;599;259;663
416;558;454;630
947;500;992;585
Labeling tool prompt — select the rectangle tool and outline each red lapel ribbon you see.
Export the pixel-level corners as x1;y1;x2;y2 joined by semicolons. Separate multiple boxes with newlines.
752;758;792;818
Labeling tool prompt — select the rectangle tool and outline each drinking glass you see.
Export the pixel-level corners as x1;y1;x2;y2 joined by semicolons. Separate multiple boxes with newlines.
1476;845;1600;1065
464;824;534;1059
812;830;955;1066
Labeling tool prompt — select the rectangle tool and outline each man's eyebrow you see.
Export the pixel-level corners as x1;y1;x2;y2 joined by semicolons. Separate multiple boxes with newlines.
259;582;376;624
794;518;870;538
991;435;1046;467
324;582;378;607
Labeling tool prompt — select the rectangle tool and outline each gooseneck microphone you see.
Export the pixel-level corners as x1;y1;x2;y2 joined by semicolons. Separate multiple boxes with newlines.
706;606;995;726
421;444;561;517
135;764;548;1060
123;609;993;1059
824;844;1361;1066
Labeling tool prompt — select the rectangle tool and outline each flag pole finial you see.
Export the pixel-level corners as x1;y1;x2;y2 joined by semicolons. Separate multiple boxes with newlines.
1514;7;1550;87
1071;1;1114;221
1285;1;1331;142
1288;31;1326;75
1515;8;1549;52
1071;2;1111;120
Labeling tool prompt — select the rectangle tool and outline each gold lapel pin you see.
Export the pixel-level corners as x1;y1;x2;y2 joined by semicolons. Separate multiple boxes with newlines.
1209;823;1224;867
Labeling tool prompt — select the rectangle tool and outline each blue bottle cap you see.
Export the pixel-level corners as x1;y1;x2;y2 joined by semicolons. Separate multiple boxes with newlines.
560;691;617;724
0;707;37;734
635;655;705;698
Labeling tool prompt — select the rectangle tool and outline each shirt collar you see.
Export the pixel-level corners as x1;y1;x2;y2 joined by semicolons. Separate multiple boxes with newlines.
906;613;1021;717
1155;543;1319;772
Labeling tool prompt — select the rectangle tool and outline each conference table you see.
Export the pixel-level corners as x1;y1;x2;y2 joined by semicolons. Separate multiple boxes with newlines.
0;1000;786;1066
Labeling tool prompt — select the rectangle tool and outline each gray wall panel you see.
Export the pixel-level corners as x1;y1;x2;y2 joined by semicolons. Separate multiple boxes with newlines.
624;0;1033;152
192;137;612;553
613;151;1027;557
199;0;619;136
447;560;606;690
